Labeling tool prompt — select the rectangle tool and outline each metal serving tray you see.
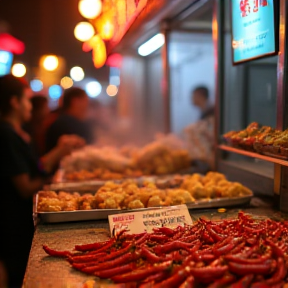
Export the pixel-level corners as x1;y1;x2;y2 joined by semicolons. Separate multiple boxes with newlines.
48;167;197;193
45;176;159;193
35;194;253;223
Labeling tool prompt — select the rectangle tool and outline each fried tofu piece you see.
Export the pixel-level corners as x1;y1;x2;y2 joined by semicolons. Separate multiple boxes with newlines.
128;199;145;209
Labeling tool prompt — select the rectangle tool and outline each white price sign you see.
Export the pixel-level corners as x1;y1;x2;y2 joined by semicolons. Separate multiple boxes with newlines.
108;204;192;236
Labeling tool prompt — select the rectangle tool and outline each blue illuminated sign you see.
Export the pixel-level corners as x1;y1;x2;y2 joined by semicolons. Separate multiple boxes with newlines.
0;50;13;76
232;0;278;64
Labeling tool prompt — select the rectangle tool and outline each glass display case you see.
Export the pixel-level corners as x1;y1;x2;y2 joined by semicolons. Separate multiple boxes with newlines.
213;0;288;212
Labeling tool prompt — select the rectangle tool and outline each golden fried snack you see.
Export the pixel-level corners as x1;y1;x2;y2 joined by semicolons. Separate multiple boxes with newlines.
58;191;76;201
166;189;195;206
78;194;95;210
38;191;58;199
37;198;63;212
202;172;226;185
147;195;162;207
95;191;126;209
128;199;145;209
136;190;153;207
62;199;78;211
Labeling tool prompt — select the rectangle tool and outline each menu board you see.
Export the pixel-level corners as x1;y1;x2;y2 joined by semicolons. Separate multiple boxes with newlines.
231;0;278;64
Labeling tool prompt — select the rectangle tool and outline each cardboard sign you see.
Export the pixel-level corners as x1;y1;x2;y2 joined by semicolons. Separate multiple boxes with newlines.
108;205;192;236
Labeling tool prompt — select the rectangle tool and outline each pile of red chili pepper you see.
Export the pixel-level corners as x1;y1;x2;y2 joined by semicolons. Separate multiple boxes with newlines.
43;212;288;287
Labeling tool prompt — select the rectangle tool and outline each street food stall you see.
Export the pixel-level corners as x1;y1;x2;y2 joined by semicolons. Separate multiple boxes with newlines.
23;0;288;287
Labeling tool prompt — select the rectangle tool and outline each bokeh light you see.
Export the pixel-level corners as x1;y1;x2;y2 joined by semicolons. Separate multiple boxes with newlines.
70;66;85;81
30;79;43;92
91;36;107;68
99;21;114;40
60;76;73;89
78;0;102;19
109;76;120;86
74;22;95;42
106;84;118;97
43;55;59;71
11;63;26;77
85;81;102;98
48;85;62;99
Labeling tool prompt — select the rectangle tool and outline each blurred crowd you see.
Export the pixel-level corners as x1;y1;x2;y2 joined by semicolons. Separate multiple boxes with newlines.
0;75;120;288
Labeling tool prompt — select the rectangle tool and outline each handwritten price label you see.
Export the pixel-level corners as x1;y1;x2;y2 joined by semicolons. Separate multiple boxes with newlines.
108;205;192;236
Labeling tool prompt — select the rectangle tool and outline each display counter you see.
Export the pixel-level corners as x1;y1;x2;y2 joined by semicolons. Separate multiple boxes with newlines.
23;196;285;288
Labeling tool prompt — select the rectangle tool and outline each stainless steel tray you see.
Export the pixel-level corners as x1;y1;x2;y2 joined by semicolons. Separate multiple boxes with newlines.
45;180;107;193
48;167;197;193
35;194;253;223
46;174;189;193
45;177;159;193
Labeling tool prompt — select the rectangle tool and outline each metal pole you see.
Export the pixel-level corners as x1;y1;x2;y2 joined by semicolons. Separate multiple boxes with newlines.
277;0;288;212
161;23;171;134
213;0;225;171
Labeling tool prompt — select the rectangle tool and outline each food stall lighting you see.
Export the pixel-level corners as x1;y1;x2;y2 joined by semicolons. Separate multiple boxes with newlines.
43;55;59;71
138;33;164;57
99;21;114;40
85;81;102;98
78;0;102;19
109;75;120;86
11;63;26;77
48;85;62;100
74;22;95;42
106;84;118;97
30;79;43;92
70;66;85;81
90;36;107;68
60;76;73;89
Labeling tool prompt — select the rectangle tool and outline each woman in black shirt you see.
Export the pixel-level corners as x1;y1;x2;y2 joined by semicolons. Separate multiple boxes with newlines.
0;75;85;287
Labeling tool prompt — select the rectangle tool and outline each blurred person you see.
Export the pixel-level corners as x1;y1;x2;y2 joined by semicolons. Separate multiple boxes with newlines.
192;86;214;120
45;87;93;152
0;75;85;288
24;94;49;156
43;94;63;134
184;85;215;171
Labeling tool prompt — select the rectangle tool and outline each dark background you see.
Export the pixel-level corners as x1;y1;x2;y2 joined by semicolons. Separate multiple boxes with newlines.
0;0;109;81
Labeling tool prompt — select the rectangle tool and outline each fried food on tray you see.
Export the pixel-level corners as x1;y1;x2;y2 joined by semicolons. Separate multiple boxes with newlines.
223;122;288;156
37;195;63;212
60;137;191;182
180;172;252;200
135;142;190;175
38;191;58;199
78;194;95;210
37;172;252;212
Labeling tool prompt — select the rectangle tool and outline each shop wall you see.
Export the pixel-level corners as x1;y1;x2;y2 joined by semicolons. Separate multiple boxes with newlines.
118;53;165;145
144;53;165;139
169;32;215;135
117;55;147;145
